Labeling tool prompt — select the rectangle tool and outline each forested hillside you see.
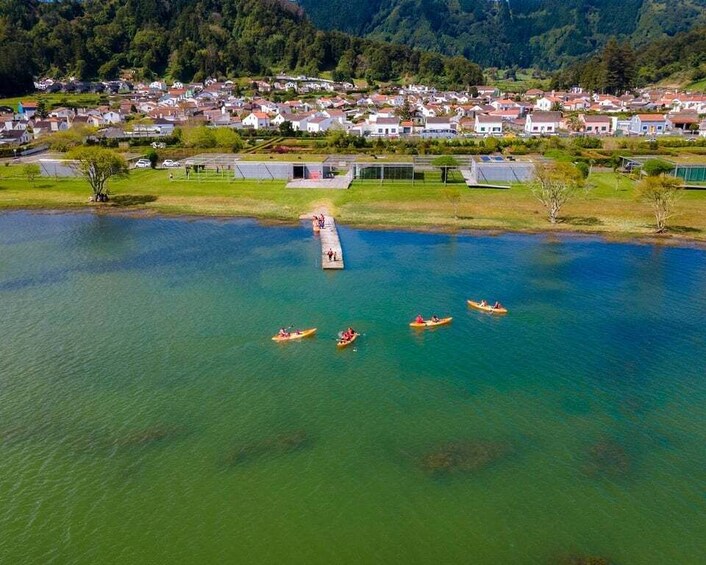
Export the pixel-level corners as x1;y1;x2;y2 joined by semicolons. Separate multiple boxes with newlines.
298;0;706;68
551;26;706;93
0;0;483;95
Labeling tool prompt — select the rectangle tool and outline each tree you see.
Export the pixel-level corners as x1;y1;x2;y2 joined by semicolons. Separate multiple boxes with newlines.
530;162;584;224
432;155;460;184
68;147;128;201
642;159;674;177
566;115;583;133
602;38;636;94
146;149;158;169
22;163;40;185
636;174;683;232
443;187;462;219
182;126;216;148
396;99;413;121
279;120;294;136
213;128;243;151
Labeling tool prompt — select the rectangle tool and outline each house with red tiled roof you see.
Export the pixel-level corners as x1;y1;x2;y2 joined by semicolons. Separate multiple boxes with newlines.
667;111;699;131
242;112;271;129
629;114;667;135
580;114;612;135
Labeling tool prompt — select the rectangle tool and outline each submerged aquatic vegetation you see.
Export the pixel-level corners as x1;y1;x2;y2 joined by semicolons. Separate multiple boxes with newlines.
226;430;311;466
420;440;512;477
583;438;631;478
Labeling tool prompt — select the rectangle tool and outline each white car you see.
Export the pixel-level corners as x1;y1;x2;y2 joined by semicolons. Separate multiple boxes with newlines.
162;160;181;168
134;159;151;168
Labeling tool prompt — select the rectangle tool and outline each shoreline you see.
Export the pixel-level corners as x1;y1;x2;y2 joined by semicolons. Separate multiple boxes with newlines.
4;204;706;251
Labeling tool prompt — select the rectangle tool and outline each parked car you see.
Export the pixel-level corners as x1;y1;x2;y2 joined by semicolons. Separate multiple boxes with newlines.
134;158;151;168
162;159;181;168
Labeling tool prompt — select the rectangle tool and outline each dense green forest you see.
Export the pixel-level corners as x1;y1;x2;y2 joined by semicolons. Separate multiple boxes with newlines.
298;0;706;69
0;0;483;96
552;26;706;93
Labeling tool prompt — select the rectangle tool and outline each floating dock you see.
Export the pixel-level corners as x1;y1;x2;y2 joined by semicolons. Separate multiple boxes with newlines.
319;217;344;270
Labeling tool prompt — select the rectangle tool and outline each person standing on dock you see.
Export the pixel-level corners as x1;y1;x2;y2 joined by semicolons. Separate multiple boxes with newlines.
327;248;334;261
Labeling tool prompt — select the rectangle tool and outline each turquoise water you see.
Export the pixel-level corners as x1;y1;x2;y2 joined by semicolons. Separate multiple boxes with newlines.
0;211;705;564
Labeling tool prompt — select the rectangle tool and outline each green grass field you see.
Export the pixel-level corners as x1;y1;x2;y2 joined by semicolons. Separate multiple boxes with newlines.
1;166;705;241
0;93;106;112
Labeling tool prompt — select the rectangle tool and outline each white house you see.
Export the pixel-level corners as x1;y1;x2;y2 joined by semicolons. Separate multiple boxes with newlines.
102;111;122;124
535;96;561;112
423;117;456;134
289;114;312;132
474;115;503;135
242;112;271;129
306;116;333;133
372;117;400;137
525;111;561;134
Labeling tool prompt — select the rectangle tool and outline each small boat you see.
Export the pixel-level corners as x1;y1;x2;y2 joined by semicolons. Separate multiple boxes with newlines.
272;328;317;342
336;332;359;349
409;317;453;328
467;300;508;314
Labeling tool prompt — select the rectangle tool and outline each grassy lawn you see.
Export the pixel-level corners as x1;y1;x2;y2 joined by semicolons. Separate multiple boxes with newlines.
0;93;105;111
1;167;705;242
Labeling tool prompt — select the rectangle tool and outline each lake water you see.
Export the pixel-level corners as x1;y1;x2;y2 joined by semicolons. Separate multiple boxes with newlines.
1;211;705;564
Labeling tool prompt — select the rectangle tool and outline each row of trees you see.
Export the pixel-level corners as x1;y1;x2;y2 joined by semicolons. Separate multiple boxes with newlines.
0;0;482;96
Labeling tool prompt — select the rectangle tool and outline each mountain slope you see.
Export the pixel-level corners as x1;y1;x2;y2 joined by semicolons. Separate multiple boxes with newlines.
0;0;483;95
297;0;706;68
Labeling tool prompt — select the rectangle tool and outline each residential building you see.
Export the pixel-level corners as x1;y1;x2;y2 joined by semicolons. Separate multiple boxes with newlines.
474;115;503;135
525;111;561;134
242;112;271;129
629;114;667;135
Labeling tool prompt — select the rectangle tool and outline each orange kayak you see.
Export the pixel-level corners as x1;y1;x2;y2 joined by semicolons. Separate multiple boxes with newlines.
467;300;508;314
337;332;359;349
409;317;453;328
272;328;317;342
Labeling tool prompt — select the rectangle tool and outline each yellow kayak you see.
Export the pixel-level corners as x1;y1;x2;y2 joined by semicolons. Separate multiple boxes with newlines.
467;300;508;314
272;328;317;342
337;332;359;349
409;317;453;328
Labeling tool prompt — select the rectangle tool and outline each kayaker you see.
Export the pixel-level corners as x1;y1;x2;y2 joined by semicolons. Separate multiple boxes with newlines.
415;314;424;324
493;301;502;310
480;300;487;307
431;315;440;323
278;328;290;338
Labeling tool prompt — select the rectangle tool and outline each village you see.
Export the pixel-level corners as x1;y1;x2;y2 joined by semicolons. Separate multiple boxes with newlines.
2;74;706;149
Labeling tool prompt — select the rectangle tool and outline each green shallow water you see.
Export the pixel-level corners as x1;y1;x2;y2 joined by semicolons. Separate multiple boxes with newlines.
0;211;705;564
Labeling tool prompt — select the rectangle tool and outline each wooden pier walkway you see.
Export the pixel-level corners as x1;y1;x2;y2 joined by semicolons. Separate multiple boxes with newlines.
319;217;344;270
